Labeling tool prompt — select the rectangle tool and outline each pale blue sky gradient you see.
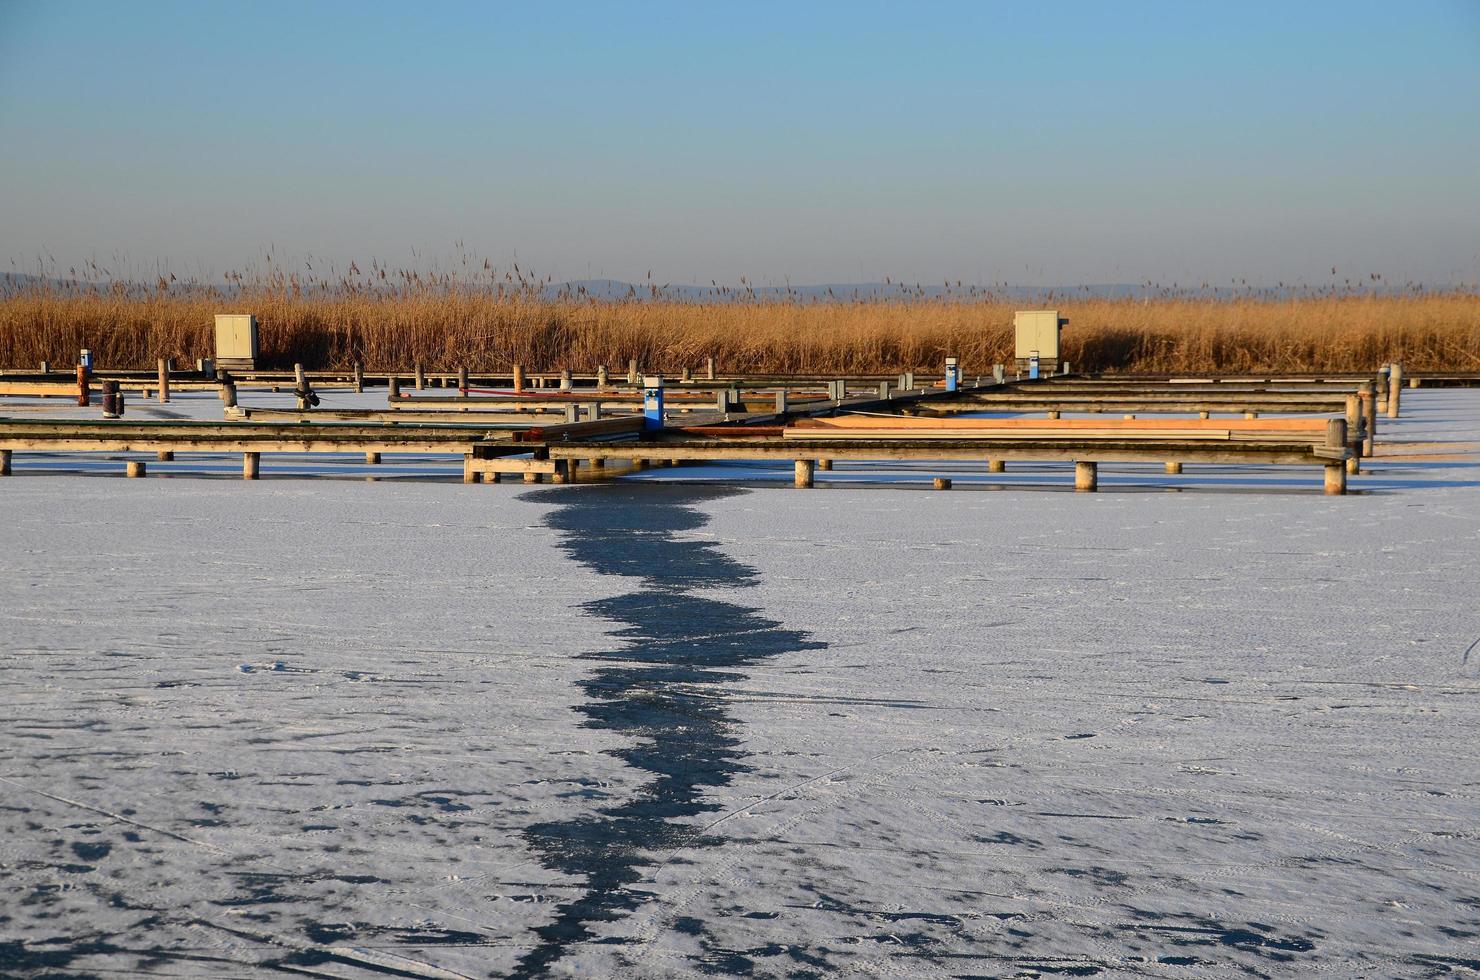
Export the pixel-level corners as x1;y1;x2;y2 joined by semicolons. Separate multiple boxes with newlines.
2;0;1478;286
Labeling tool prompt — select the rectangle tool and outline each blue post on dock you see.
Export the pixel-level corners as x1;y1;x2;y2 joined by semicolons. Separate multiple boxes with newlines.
944;356;959;392
1028;350;1040;380
643;375;665;430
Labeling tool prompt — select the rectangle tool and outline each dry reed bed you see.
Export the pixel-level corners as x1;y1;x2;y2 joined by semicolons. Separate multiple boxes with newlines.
1;290;1477;375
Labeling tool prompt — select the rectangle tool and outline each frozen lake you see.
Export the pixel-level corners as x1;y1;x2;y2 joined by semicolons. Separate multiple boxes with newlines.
2;389;1478;977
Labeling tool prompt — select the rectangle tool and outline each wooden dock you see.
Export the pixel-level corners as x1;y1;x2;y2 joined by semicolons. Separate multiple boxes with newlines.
0;367;1390;493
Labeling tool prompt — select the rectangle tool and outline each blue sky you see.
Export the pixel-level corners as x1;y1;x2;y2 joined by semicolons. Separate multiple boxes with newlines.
2;0;1477;286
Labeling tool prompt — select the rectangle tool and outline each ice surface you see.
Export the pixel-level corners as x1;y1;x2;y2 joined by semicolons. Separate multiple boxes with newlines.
1;390;1478;977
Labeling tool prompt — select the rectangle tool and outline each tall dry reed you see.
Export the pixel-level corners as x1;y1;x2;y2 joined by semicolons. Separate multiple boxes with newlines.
2;283;1476;375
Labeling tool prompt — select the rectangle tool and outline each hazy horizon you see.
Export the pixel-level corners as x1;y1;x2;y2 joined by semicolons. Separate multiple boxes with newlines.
3;1;1478;287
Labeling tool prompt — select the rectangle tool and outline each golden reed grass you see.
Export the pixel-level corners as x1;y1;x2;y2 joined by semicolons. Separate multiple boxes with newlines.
2;286;1477;375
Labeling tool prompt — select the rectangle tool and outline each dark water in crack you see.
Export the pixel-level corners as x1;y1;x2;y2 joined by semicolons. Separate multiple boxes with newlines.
512;484;825;978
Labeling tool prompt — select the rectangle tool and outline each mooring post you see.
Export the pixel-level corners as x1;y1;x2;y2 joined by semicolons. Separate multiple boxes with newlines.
1062;361;1072;376
818;459;833;470
365;452;380;464
223;380;237;408
125;460;146;478
596;364;609;387
903;371;915;392
40;359;49;375
414;363;425;390
76;365;89;407
1199;410;1211;419
1376;364;1390;413
988;459;1005;473
564;404;578;423
457;366;468;392
794;459;814;488
1074;460;1098;492
388;376;400;399
681;366;692;382
513;363;525;392
463;454;478;484
157;450;173;462
1165;461;1182;474
933;477;952;490
243;452;260;480
715;388;728;412
993;363;1005;384
294;363;310;410
706;356;716;380
560;368;572;391
1345;394;1362;475
1244;410;1259;420
353;362;365;393
627;359;638;384
774;390;788;414
157;358;170;403
1387;362;1403;418
0;449;12;476
1046;410;1060;420
878;380;891;399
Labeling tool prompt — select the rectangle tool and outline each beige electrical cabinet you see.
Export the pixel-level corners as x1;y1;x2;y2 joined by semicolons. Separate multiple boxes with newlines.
214;314;259;371
1013;310;1067;373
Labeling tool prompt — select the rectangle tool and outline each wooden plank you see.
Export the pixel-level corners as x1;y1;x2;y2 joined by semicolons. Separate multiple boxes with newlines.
542;438;1340;465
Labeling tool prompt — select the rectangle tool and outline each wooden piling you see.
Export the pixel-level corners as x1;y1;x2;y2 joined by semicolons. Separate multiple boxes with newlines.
1387;362;1402;418
223;380;237;408
414;363;426;390
0;449;11;476
463;455;478;484
457;366;469;392
627;359;638;384
157;450;173;462
560;369;572;390
242;452;260;480
1047;410;1060;420
597;364;609;387
1165;462;1182;474
681;366;692;382
706;356;716;380
353;362;364;393
988;460;1005;473
1198;410;1210;420
125;460;146;478
513;364;525;392
157;359;170;403
1244;411;1258;419
818;459;833;470
294;363;309;410
388;376;401;399
775;390;788;413
794;459;814;488
933;477;952;490
77;365;89;407
365;452;380;464
1324;419;1347;495
523;471;540;484
1074;460;1098;492
1359;383;1376;456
